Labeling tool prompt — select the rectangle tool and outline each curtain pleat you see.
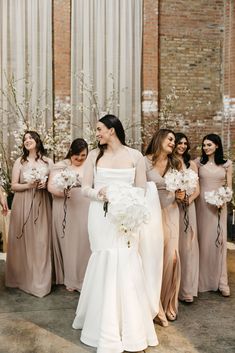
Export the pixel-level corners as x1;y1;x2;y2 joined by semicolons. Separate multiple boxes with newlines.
71;0;143;147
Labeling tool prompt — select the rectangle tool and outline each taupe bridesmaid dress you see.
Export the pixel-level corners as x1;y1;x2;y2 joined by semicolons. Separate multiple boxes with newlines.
5;159;53;297
145;157;180;323
51;160;91;291
195;159;231;293
178;168;199;301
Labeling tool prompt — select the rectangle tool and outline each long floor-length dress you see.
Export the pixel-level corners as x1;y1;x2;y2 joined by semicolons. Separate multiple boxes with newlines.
145;157;180;323
51;160;91;291
5;159;52;297
178;177;199;300
139;181;164;318
73;149;158;353
195;159;231;293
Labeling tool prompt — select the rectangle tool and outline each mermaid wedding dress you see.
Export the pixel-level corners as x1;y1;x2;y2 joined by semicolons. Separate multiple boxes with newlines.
72;149;159;353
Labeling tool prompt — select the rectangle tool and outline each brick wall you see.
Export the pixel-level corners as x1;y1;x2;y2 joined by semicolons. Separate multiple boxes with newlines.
52;0;235;165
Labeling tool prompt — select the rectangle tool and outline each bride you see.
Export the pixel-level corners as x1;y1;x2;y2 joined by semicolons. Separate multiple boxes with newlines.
72;114;158;352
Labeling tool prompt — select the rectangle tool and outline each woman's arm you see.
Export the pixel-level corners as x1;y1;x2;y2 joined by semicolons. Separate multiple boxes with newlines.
134;152;147;189
0;187;8;215
226;161;233;189
11;159;37;192
82;150;103;200
188;160;200;204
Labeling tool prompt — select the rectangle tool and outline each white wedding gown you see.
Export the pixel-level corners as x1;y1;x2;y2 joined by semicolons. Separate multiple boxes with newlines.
72;167;158;353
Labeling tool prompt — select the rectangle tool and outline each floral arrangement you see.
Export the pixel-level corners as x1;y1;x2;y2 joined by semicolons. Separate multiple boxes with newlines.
105;183;150;247
205;186;233;247
204;187;233;208
23;166;48;184
52;169;81;237
52;169;80;192
165;168;198;195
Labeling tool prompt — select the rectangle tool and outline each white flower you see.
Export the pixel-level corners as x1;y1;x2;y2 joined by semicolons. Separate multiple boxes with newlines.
106;183;150;237
23;166;48;183
165;168;198;195
205;186;233;208
53;169;80;191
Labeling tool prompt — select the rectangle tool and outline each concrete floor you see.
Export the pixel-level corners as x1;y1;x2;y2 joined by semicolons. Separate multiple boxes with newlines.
0;247;234;353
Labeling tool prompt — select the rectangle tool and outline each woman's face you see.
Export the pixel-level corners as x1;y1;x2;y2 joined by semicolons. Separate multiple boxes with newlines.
203;139;217;156
96;122;112;145
161;133;175;154
175;137;188;156
23;133;36;151
70;149;88;167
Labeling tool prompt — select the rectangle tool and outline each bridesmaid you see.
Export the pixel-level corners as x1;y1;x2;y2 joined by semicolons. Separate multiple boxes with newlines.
48;138;91;292
145;129;184;326
5;131;53;297
195;133;233;297
174;133;199;303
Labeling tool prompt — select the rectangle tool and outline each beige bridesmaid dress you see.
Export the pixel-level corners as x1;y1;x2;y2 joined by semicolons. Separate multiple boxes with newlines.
145;157;180;323
51;160;91;291
195;159;231;293
5;160;52;297
178;195;199;301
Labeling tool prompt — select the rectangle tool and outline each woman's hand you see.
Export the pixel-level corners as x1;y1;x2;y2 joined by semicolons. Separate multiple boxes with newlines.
175;189;186;202
64;188;72;198
0;197;8;216
37;180;47;190
98;187;108;201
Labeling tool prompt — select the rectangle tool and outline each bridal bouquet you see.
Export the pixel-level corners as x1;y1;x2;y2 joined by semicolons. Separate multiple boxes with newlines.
105;183;150;247
165;168;198;195
205;186;233;247
53;169;81;237
23;166;48;184
52;169;80;192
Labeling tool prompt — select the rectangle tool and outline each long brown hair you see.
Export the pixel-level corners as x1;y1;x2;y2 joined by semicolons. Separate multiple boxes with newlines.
145;128;180;173
21;131;48;164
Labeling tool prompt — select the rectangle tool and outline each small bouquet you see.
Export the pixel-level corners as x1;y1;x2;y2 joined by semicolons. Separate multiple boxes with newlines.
52;169;81;237
165;168;198;232
205;186;233;247
105;183;150;247
165;168;198;195
205;186;233;208
18;166;49;239
52;169;80;192
23;166;48;184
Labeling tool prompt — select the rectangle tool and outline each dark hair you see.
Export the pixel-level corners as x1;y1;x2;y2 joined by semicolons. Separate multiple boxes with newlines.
174;132;191;169
200;133;227;165
21;131;47;164
145;128;180;173
65;138;88;159
96;114;126;165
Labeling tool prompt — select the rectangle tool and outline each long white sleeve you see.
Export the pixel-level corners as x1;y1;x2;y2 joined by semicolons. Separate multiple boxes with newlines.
82;149;102;201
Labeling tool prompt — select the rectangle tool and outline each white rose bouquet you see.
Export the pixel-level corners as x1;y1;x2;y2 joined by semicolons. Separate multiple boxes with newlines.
52;169;81;237
165;168;198;232
52;169;80;192
205;186;233;247
165;168;198;195
23;166;48;184
18;166;49;239
104;183;150;247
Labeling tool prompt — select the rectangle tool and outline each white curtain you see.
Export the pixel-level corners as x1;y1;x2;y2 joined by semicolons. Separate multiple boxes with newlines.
0;0;53;148
71;0;143;147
